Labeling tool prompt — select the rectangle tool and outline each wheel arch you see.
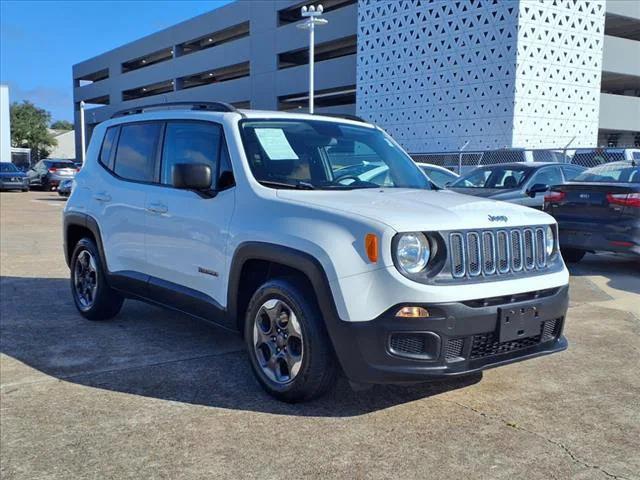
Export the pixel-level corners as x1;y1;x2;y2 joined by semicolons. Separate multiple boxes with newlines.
228;242;340;334
64;212;108;271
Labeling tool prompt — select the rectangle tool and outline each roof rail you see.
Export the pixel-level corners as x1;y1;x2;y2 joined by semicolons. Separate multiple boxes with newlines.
321;113;368;124
110;101;244;119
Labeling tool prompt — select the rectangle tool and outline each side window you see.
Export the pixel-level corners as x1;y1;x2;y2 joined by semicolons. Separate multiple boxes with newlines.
114;123;161;182
99;126;119;169
561;166;583;181
161;122;222;187
218;142;235;189
530;167;562;188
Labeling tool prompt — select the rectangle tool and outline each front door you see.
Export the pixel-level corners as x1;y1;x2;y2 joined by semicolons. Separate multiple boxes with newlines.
144;120;235;311
523;166;563;209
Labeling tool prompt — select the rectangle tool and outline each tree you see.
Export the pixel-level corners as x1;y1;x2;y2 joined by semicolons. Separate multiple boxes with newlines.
51;120;74;131
10;101;57;162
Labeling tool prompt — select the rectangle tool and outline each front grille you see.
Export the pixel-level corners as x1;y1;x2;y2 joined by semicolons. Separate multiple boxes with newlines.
444;338;465;361
450;226;549;280
390;334;425;356
470;318;560;360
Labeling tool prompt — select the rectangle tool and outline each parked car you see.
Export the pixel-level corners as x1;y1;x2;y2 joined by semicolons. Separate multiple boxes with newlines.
449;162;585;209
417;163;459;188
58;179;73;197
64;103;569;402
544;160;640;262
0;162;29;191
27;159;78;190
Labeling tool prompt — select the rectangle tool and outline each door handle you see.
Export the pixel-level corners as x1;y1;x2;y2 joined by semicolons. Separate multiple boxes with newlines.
147;202;168;214
94;192;111;202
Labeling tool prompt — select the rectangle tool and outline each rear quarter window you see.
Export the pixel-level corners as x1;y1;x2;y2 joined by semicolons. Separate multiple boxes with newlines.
99;127;119;169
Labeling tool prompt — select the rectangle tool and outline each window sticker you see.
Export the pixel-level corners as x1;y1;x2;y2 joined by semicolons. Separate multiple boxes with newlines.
254;128;299;160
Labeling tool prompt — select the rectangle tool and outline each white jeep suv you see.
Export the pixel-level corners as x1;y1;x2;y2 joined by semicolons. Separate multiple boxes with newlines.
64;102;569;402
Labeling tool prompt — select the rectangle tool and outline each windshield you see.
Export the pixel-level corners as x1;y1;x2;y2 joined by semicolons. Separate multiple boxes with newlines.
573;162;640;184
0;163;19;173
451;166;530;189
239;119;430;190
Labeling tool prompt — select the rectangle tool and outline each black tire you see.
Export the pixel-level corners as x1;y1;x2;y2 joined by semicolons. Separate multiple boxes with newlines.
244;278;337;402
22;188;28;192
562;247;586;263
70;237;124;320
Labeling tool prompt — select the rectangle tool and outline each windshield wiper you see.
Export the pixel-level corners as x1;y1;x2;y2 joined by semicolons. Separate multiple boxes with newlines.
258;180;316;190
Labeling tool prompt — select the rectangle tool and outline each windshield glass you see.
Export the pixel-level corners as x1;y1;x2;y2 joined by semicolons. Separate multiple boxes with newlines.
451;166;530;189
239;119;430;190
0;163;19;173
573;162;640;184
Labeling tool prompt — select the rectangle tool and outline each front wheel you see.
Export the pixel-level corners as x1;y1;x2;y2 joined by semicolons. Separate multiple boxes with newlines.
70;238;124;320
244;279;337;402
562;247;586;263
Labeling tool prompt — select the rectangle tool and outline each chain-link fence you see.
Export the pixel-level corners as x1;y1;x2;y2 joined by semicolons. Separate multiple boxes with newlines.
410;147;640;174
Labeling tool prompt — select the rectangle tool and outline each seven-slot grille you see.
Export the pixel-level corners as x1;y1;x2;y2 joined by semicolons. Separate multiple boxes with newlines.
450;226;549;279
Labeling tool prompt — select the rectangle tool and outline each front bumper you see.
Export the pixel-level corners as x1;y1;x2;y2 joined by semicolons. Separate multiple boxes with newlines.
0;179;28;190
326;285;568;384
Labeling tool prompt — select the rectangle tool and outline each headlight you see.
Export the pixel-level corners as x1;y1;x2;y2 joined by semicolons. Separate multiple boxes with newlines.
545;225;555;257
395;232;431;274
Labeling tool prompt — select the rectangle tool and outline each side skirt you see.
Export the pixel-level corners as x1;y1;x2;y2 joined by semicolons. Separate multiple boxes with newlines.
108;271;237;333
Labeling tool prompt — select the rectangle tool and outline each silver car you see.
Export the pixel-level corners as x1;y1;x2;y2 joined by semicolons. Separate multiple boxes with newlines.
449;162;585;209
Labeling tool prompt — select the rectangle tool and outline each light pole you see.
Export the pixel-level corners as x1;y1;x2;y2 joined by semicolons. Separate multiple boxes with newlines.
297;4;328;114
79;101;86;163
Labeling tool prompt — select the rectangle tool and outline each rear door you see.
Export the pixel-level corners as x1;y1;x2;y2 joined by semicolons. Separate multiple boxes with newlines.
144;120;236;311
94;122;162;278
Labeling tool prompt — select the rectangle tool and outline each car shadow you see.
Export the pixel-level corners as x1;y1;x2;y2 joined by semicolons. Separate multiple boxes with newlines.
567;252;640;295
0;276;481;417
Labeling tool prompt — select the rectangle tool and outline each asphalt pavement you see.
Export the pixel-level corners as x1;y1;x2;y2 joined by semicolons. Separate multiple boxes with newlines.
1;191;638;480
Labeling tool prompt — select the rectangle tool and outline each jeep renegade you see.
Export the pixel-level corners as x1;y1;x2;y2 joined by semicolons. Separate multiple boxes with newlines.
64;102;569;402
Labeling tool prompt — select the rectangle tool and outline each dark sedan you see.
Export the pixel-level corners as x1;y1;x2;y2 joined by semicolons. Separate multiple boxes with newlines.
543;161;640;262
0;163;29;191
449;162;585;209
27;159;78;190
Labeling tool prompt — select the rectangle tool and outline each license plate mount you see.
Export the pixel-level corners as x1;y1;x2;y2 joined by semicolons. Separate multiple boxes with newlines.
498;305;542;343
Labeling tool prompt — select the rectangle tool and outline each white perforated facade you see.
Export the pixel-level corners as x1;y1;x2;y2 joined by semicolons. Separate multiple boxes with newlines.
357;0;607;152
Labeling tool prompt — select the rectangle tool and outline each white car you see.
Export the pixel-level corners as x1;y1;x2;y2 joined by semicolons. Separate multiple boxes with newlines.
64;103;569;402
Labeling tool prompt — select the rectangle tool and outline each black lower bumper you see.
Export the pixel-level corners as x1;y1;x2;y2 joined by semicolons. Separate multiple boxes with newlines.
326;285;569;384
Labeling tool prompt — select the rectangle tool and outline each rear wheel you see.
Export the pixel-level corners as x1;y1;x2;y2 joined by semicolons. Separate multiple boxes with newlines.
562;247;586;263
70;238;124;320
244;278;337;402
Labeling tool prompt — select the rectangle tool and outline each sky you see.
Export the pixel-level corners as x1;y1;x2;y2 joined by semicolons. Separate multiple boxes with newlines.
0;0;232;123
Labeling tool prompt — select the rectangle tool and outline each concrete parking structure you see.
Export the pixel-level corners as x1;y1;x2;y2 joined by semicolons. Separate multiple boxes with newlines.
1;191;639;479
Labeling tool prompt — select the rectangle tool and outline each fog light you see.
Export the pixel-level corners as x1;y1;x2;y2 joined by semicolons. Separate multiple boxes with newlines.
395;306;430;318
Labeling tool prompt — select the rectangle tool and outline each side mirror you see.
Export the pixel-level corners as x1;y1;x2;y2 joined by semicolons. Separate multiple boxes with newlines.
527;183;549;197
172;163;212;191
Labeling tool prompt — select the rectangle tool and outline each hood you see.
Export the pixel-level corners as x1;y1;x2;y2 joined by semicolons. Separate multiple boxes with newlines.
277;188;553;232
449;187;519;199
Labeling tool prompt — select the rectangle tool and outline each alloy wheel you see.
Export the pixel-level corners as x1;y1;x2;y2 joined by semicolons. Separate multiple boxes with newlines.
74;250;98;310
252;298;304;384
